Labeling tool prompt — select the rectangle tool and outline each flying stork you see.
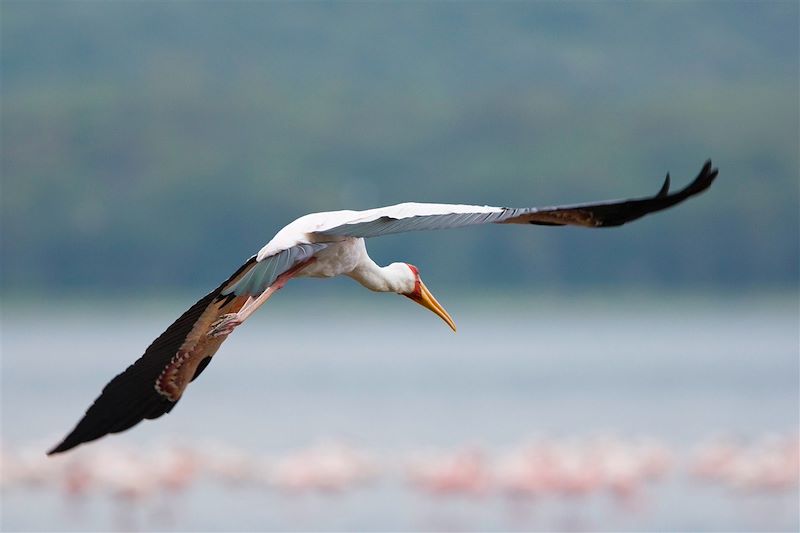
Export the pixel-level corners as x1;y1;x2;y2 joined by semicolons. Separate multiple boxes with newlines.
48;160;718;455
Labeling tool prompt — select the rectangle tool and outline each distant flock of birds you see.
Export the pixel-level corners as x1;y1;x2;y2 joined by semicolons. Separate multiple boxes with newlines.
6;431;797;504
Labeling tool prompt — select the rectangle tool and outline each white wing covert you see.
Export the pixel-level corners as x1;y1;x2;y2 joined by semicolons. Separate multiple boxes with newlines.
316;160;718;238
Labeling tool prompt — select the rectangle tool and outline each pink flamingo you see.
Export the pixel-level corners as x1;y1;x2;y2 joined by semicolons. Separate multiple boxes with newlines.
408;447;490;496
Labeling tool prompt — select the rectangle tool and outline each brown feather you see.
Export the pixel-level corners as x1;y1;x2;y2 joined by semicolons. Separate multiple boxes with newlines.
48;257;257;455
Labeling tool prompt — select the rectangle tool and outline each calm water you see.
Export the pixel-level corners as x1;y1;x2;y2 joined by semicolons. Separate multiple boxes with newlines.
2;293;798;531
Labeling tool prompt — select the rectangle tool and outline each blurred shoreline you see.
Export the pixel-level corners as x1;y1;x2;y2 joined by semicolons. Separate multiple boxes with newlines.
2;286;798;314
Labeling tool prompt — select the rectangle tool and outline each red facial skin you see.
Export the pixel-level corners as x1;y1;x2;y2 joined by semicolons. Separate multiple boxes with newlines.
405;263;422;298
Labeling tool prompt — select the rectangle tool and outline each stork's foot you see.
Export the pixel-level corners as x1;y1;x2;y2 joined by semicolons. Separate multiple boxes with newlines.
208;313;242;338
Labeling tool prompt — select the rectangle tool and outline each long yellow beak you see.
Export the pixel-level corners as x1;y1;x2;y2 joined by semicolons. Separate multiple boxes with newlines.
405;280;457;332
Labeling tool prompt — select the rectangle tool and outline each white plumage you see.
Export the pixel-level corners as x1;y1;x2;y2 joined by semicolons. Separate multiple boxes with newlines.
258;202;502;260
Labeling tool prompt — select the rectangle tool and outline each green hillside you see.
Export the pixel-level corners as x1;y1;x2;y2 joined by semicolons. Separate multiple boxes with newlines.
2;2;797;293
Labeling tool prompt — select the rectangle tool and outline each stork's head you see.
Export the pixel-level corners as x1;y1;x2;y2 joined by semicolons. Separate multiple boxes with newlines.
399;263;456;332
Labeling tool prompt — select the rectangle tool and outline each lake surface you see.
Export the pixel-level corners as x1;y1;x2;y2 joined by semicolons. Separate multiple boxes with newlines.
2;293;798;531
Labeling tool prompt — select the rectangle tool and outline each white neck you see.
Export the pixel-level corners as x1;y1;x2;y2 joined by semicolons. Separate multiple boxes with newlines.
347;258;415;294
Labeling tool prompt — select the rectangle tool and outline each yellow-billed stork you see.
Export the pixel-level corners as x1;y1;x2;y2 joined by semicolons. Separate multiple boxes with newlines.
48;160;718;454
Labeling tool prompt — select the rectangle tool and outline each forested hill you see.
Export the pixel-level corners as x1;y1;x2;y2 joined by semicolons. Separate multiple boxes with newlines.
2;2;797;293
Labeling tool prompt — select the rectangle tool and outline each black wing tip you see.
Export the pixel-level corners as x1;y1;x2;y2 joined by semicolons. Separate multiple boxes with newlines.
660;159;717;200
47;434;86;455
688;158;718;193
47;443;71;456
47;390;176;456
47;418;110;455
47;444;65;456
657;174;671;197
700;158;717;178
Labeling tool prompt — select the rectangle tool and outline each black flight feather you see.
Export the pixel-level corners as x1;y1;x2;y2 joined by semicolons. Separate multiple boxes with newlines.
47;257;257;455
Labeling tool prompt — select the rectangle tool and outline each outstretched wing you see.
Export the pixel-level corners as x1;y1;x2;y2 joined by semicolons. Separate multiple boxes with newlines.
316;160;718;239
47;258;256;455
48;243;326;455
499;160;718;227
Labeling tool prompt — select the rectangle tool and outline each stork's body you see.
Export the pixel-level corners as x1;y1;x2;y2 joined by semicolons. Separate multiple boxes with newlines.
49;161;718;455
208;237;443;339
296;238;377;283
